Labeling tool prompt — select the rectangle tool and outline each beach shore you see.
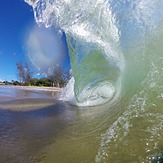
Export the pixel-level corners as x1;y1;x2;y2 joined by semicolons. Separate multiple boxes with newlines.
2;85;62;92
0;85;62;111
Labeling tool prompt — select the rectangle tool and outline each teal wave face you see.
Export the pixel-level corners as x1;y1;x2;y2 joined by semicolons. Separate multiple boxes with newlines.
66;36;122;105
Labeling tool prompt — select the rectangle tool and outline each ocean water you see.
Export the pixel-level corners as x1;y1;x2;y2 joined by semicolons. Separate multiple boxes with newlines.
0;85;163;163
1;0;163;162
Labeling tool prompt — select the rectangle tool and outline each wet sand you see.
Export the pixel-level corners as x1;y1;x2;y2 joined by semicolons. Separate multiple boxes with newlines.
0;85;61;111
3;85;61;91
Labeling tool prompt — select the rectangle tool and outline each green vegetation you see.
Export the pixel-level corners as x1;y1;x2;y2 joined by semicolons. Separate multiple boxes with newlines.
16;62;32;86
15;62;69;88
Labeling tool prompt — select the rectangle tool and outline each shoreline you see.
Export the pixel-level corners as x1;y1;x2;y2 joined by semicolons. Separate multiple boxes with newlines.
0;85;62;92
0;85;62;108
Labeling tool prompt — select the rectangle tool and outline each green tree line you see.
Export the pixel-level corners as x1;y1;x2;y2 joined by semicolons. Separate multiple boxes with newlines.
14;62;69;88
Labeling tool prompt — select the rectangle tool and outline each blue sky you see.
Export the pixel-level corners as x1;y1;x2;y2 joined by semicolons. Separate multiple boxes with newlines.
0;0;70;81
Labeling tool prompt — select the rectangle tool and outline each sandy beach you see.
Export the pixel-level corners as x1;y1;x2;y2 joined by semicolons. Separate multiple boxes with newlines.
0;85;63;112
9;85;62;91
0;85;61;107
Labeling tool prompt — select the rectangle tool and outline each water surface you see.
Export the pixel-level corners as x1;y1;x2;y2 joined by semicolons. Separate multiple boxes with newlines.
0;86;163;162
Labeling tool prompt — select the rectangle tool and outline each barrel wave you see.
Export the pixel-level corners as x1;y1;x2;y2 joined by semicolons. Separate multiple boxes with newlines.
25;0;126;106
24;0;163;106
24;0;163;162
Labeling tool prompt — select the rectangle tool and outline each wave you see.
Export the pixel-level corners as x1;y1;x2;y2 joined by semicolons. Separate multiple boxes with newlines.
25;0;125;106
24;0;163;105
25;0;163;162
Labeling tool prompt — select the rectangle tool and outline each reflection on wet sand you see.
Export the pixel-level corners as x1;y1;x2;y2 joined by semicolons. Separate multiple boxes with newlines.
0;99;75;163
0;86;73;163
0;85;59;100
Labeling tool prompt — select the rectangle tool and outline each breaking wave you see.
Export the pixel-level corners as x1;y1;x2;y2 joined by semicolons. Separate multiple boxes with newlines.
25;0;163;162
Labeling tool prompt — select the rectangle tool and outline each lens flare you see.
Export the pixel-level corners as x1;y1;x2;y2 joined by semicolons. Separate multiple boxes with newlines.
25;25;66;76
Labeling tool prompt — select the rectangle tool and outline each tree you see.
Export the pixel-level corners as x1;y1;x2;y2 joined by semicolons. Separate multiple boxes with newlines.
48;66;69;88
16;62;33;86
12;80;20;86
30;78;39;86
16;62;69;87
16;62;24;84
24;63;32;85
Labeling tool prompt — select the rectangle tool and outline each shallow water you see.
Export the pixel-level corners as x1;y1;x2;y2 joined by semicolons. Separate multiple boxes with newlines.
0;85;58;100
0;86;163;163
0;87;119;163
